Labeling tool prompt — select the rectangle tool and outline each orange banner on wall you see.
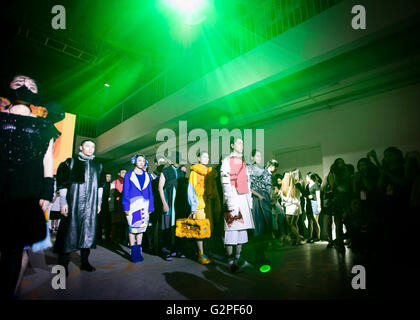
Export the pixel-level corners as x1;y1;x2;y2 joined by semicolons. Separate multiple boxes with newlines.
53;113;76;174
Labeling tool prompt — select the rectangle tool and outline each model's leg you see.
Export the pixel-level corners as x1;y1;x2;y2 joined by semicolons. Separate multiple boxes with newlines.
334;213;345;252
313;215;321;240
136;233;144;261
80;248;95;272
323;215;334;248
14;250;29;295
308;212;314;242
128;233;136;246
58;252;70;276
0;247;23;299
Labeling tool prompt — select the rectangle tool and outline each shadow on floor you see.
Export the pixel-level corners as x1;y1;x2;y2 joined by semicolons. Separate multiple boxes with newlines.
163;271;228;299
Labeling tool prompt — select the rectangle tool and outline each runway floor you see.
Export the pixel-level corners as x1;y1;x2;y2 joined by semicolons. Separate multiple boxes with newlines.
17;235;371;300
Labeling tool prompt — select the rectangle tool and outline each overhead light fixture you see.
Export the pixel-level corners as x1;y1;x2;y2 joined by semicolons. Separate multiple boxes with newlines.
164;0;208;25
104;83;110;87
170;0;204;14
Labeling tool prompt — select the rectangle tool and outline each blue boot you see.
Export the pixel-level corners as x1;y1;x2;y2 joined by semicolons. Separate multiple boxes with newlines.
131;245;139;263
137;244;144;262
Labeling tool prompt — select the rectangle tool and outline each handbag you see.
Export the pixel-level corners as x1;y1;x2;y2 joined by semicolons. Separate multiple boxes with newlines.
175;214;211;239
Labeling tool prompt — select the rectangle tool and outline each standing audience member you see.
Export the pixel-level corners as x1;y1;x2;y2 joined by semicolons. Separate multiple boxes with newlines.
330;158;352;253
97;173;112;244
110;169;127;247
280;172;305;245
292;170;308;240
271;174;288;245
148;157;166;255
321;169;336;248
247;151;277;267
305;173;321;243
158;152;186;260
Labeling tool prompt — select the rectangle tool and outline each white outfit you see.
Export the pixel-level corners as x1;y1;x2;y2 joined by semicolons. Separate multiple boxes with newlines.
280;193;302;216
220;153;254;245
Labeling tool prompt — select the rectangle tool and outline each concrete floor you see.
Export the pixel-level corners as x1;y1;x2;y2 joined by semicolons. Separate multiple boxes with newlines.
17;235;370;300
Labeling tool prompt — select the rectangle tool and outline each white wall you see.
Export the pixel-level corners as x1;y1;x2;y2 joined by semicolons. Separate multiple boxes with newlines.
263;83;420;179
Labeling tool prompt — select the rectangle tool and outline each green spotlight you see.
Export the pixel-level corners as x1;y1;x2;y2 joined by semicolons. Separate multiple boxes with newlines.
170;0;205;14
219;115;229;125
164;0;208;25
259;265;271;273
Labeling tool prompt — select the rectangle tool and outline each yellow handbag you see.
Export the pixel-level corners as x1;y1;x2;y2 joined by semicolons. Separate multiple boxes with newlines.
175;214;211;239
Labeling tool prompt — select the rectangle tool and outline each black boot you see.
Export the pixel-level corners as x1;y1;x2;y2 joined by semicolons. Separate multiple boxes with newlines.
0;248;23;299
80;249;96;272
58;253;70;277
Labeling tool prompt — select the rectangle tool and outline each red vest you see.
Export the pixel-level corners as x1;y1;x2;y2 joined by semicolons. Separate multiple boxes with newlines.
113;177;124;200
229;156;249;194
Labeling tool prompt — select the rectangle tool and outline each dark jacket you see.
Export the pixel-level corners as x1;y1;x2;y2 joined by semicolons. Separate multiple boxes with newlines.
54;156;105;253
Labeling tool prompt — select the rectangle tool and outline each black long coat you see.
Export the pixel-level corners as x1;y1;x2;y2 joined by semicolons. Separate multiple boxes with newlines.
54;157;105;254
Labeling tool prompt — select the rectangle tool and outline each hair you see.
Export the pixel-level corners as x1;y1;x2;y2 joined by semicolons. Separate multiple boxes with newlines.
266;159;279;169
313;173;322;185
272;173;283;187
331;158;347;176
333;158;345;165
290;169;302;181
357;158;369;172
135;154;148;167
119;168;126;173
347;164;355;175
384;146;404;158
384;147;404;169
230;136;242;151
280;172;300;198
322;170;335;191
80;139;95;147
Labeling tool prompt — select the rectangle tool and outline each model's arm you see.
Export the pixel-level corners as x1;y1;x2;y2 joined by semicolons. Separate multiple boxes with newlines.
43;138;54;178
187;172;199;214
147;173;154;213
158;172;169;213
39;138;54;212
220;157;234;211
122;171;131;214
316;190;322;212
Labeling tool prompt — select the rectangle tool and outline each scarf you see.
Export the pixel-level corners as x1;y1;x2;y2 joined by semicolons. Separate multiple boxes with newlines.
78;152;95;161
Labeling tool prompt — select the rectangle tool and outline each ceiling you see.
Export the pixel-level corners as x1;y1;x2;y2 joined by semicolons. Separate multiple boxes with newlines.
1;0;266;118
